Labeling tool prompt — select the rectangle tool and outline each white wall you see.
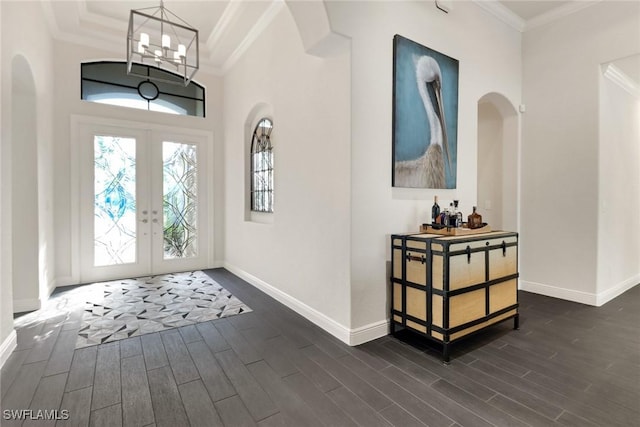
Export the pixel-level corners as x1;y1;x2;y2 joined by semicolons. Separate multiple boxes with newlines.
477;102;504;229
50;40;224;286
10;56;40;310
521;1;640;304
326;1;522;330
597;64;640;302
222;6;352;332
1;0;55;328
0;0;12;353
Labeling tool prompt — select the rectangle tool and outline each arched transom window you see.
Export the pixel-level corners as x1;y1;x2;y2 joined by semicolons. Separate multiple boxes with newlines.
81;61;205;117
250;118;273;213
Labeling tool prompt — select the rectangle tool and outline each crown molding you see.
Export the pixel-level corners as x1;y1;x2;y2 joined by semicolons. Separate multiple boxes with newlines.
603;64;640;98
221;0;285;74
76;0;125;34
472;0;525;32
41;0;62;40
474;0;602;33
525;0;602;31
41;21;222;77
206;0;243;55
41;0;131;57
40;0;224;76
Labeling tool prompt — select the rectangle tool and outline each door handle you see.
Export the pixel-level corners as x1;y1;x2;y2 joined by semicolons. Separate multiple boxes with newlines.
141;218;148;223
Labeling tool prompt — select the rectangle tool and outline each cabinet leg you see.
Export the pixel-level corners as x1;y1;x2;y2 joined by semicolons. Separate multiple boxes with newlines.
514;314;520;330
442;342;450;365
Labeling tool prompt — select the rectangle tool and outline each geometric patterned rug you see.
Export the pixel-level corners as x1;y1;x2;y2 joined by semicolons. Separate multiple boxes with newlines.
75;271;252;348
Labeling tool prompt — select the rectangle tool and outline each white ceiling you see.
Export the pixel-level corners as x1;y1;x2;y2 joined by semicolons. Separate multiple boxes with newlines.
499;0;572;21
497;0;639;86
478;0;603;32
42;1;604;75
42;0;285;75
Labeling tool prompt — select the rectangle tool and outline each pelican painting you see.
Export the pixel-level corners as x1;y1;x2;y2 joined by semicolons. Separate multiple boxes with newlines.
392;35;458;189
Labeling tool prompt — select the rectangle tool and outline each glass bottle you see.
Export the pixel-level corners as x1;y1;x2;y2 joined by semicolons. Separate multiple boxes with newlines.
431;196;440;224
453;200;463;228
468;206;483;229
438;210;446;225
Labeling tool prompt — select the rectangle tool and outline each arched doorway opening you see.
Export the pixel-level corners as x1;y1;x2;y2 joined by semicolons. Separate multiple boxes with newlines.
477;93;519;232
11;55;40;313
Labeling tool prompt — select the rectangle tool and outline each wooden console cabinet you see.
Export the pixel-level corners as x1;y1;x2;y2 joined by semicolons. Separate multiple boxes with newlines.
390;231;519;362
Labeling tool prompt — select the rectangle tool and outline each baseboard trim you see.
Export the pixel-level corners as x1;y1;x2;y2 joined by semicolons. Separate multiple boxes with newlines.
349;320;389;346
597;275;640;306
45;278;57;301
209;261;225;269
0;330;17;369
53;276;76;289
520;280;598;306
223;263;359;345
13;298;41;314
520;278;640;307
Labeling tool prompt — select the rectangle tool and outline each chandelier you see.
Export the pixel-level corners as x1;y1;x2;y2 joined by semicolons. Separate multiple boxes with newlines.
127;1;199;86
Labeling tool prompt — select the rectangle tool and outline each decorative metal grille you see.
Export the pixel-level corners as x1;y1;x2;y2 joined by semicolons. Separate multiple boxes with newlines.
163;142;198;259
250;118;274;213
93;136;137;266
81;61;205;117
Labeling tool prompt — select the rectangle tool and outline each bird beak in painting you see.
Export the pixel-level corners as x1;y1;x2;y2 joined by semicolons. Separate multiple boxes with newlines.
432;78;451;173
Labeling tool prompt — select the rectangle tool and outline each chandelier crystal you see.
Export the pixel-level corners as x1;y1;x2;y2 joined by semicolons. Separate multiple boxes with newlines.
127;1;199;86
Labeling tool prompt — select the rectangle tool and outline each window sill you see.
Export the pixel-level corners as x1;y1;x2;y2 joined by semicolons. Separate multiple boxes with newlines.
249;210;274;224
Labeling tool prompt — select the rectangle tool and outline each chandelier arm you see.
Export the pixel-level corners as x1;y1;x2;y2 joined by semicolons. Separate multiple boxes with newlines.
166;22;184;48
133;6;163;14
159;6;197;29
130;11;161;41
133;11;198;33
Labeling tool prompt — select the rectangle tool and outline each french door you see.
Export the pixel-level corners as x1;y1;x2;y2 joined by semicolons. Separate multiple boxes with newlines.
77;121;210;283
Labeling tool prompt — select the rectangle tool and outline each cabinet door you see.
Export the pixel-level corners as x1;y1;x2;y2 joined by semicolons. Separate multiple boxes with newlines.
405;250;427;285
449;289;486;328
447;251;485;290
405;287;427;333
489;279;518;313
488;237;518;280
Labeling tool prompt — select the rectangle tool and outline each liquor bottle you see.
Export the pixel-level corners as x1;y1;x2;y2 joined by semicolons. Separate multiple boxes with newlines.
447;202;455;227
453;200;463;228
468;206;483;229
431;196;440;224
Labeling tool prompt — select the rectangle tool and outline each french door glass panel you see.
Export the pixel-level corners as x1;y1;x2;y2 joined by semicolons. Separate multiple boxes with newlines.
93;135;138;266
162;141;198;260
79;122;208;282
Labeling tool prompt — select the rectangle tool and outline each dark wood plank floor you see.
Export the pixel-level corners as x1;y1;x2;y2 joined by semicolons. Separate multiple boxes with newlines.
1;268;639;427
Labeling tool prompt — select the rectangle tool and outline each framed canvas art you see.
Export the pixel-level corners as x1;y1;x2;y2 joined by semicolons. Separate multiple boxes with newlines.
392;35;459;188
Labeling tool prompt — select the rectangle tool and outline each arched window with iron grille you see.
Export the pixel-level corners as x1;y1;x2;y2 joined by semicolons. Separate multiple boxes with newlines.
250;118;273;213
